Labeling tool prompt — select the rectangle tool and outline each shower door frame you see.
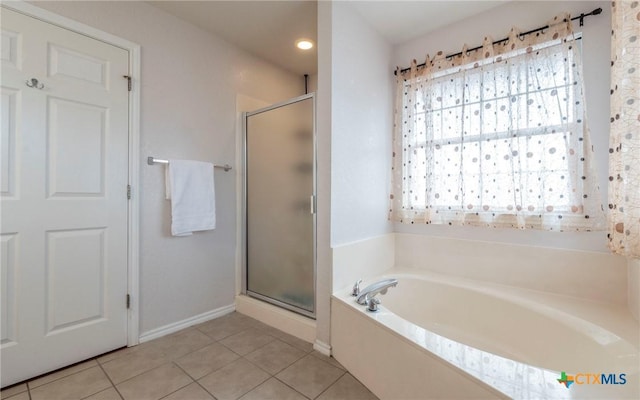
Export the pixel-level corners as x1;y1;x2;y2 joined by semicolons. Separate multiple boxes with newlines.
241;93;317;319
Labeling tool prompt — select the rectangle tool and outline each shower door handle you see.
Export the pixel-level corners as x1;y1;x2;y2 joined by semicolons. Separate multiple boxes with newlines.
310;195;316;214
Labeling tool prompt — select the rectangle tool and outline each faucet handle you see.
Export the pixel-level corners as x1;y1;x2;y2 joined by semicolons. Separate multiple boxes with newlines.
351;279;363;297
366;297;381;312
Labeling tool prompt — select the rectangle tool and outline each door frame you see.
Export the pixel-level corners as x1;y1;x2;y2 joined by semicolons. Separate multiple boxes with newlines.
242;93;317;318
3;1;142;346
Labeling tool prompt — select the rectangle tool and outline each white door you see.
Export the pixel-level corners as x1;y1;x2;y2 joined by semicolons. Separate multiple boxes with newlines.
1;8;130;387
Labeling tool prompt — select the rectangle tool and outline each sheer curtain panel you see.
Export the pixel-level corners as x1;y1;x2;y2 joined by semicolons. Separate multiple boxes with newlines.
608;1;640;257
390;14;605;231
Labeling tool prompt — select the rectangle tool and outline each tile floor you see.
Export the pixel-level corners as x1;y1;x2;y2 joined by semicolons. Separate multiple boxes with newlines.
1;312;378;400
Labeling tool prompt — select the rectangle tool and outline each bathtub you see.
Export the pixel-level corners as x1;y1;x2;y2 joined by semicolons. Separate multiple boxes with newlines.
331;268;639;399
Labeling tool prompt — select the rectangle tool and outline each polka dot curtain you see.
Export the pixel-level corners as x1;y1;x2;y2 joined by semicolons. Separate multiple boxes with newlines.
608;1;640;257
390;14;605;231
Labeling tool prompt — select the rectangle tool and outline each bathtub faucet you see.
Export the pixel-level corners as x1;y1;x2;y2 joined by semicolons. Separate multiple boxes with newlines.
351;279;363;297
356;278;398;311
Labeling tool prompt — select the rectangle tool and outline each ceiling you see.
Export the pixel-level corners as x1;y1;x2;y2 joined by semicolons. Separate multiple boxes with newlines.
351;1;506;45
149;1;507;76
150;0;317;76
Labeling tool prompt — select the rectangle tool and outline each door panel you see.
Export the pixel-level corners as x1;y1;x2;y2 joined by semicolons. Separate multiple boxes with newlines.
0;233;17;346
1;29;20;70
47;97;106;197
1;88;17;197
46;228;107;333
48;44;109;88
0;8;129;387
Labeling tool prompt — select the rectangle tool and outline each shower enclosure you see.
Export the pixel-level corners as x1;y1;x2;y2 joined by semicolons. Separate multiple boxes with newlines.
243;94;316;318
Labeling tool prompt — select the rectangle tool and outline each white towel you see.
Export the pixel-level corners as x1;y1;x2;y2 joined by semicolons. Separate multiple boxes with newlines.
165;159;216;236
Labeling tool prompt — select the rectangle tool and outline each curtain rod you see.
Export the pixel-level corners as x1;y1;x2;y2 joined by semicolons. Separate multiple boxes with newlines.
394;7;602;76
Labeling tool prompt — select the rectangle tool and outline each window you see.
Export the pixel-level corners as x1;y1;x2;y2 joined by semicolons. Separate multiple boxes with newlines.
390;27;604;231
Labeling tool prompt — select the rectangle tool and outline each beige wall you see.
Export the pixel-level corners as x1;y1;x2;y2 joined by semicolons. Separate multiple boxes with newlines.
315;0;333;349
30;1;303;335
395;233;627;305
329;2;394;247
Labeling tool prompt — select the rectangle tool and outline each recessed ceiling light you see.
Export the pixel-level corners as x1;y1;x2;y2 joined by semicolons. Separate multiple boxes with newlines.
296;39;314;50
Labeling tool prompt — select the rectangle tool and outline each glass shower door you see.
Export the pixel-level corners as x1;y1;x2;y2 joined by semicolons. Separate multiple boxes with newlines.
244;94;315;317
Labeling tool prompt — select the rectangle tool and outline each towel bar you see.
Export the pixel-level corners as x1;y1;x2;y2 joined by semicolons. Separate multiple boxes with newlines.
147;156;232;172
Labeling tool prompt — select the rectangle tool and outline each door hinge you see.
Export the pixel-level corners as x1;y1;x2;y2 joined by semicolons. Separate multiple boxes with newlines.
127;184;132;200
126;294;131;309
123;75;132;91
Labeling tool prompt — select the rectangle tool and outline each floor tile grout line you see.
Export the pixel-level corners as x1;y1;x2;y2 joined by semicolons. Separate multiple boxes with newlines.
27;362;111;399
240;341;311;376
233;373;271;400
106;356;175;388
151;362;196;400
105;334;221;386
1;383;29;399
194;320;256;341
310;370;348;400
169;361;198;384
193;380;219;400
217;340;246;358
184;356;256;391
180;330;272;400
176;349;242;381
238;355;272;376
238;354;278;377
42;358;113;399
78;384;119;400
171;341;216;360
272;375;313;400
190;356;271;400
94;346;131;366
304;352;346;372
96;337;212;385
198;328;250;342
170;362;219;400
195;314;315;353
95;361;124;400
272;353;347;400
217;333;278;358
216;318;341;399
24;358;99;391
97;346;160;372
2;382;33;400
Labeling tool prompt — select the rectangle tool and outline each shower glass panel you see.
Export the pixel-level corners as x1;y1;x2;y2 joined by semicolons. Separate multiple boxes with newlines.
244;94;315;317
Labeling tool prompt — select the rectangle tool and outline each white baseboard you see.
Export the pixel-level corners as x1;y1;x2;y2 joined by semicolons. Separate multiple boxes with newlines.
313;339;331;356
138;304;235;343
235;294;316;343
